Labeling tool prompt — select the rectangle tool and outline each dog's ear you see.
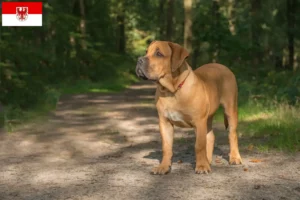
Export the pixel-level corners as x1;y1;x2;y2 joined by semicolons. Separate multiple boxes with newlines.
168;42;189;72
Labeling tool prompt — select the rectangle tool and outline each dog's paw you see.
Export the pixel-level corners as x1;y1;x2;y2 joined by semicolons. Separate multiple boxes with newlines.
151;165;171;175
195;163;211;174
229;155;242;165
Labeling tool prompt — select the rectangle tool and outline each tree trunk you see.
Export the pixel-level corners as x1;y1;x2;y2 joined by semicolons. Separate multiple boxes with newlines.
116;1;126;54
79;0;87;50
286;0;296;71
250;0;261;66
0;102;4;128
275;51;283;70
184;0;193;54
212;0;220;63
166;0;174;41
228;0;236;35
158;0;165;40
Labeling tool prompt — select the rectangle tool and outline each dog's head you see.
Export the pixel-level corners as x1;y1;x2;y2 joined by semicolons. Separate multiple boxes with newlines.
136;41;189;82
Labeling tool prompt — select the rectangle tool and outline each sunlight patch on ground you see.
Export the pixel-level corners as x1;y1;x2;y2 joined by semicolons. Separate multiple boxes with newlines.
89;88;109;93
110;170;152;187
129;84;156;90
31;169;90;185
241;112;273;122
86;99;111;103
138;102;155;107
1;165;20;182
73;94;89;99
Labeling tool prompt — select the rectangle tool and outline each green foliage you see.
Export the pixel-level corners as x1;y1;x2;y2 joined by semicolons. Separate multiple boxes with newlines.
234;67;300;105
0;1;136;108
0;0;139;129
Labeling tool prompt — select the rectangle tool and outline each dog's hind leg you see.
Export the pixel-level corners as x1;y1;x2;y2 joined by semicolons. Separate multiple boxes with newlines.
206;116;215;164
223;98;242;165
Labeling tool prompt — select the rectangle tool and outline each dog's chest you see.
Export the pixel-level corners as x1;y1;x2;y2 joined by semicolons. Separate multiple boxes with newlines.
157;97;193;128
164;110;193;128
165;110;184;122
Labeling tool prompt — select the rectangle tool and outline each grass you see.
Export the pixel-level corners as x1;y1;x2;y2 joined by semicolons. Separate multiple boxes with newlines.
60;73;138;94
215;99;300;152
4;104;54;132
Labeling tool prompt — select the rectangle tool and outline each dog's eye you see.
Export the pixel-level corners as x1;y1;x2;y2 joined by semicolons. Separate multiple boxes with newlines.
156;51;164;57
146;50;148;54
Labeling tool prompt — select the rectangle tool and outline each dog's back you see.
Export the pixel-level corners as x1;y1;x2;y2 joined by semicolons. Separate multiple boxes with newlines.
194;63;236;86
194;63;238;116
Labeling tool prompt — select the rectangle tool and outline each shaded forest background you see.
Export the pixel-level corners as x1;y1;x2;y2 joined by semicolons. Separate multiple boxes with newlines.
0;0;299;150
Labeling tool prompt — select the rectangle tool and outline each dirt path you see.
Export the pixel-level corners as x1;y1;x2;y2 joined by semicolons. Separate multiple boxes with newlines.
1;81;300;200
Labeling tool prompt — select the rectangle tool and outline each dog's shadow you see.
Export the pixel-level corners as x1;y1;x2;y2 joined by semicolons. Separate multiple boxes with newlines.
144;145;229;165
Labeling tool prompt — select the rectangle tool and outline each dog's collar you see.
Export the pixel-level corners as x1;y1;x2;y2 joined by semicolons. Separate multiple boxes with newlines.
175;69;191;91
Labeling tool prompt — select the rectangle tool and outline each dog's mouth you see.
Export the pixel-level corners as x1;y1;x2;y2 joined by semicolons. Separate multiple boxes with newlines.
136;68;149;80
136;67;158;82
140;75;148;80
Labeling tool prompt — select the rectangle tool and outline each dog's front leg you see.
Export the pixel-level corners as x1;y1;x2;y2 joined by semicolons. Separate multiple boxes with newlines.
151;117;174;175
195;118;211;174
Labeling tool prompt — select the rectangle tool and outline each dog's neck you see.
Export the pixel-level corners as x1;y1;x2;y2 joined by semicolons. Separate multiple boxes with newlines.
172;62;190;87
158;61;191;94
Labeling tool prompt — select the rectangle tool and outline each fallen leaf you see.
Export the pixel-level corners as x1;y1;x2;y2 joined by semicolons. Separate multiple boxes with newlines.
177;160;183;164
254;185;261;189
247;144;254;151
249;159;263;163
243;168;248;171
294;187;300;192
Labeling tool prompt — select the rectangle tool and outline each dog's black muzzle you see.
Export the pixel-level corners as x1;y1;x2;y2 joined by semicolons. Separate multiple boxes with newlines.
136;57;149;80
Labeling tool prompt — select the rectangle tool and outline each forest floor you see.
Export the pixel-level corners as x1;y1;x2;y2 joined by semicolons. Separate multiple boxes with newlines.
1;81;300;200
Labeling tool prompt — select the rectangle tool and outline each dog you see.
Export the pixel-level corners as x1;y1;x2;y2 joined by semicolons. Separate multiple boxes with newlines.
136;41;242;174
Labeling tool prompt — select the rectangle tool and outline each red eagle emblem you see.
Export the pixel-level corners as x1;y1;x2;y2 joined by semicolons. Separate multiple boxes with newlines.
16;7;28;21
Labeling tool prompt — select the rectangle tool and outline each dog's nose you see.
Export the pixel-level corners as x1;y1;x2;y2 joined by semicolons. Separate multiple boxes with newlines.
137;57;144;65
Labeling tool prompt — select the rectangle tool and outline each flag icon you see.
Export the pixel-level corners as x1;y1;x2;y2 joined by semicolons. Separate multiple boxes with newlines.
2;2;42;26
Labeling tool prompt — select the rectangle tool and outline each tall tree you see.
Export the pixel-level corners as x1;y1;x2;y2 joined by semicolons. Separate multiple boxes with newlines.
158;0;166;40
166;0;174;40
184;0;193;54
250;0;261;66
228;0;236;35
79;0;86;50
116;0;126;53
212;0;220;62
286;0;297;71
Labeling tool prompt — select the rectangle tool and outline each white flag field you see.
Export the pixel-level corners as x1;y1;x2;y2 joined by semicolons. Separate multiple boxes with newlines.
2;2;42;26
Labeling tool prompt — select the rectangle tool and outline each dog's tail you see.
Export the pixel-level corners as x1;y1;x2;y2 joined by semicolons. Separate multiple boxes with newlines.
224;113;229;130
